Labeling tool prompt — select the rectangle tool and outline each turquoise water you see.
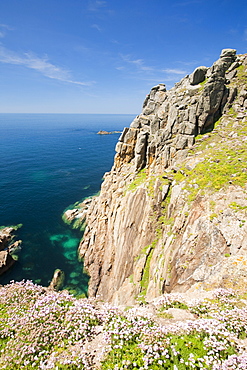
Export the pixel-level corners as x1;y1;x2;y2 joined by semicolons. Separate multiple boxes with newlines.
0;113;135;294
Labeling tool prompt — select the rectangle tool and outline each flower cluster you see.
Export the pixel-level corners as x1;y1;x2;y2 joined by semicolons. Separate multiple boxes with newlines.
0;281;247;369
213;354;247;370
0;280;106;369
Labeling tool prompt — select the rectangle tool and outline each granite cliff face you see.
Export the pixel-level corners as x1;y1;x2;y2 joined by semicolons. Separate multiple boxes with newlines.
79;49;247;304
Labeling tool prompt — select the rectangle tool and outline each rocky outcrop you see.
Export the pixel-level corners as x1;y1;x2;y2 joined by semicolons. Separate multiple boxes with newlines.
78;49;247;304
48;269;65;290
0;227;22;275
63;198;93;230
114;48;237;173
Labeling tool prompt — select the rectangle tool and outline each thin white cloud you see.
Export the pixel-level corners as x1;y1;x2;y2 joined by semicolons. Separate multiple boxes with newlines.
119;54;188;76
91;24;102;32
88;0;107;12
0;23;14;38
176;59;199;66
120;54;154;72
117;53;190;90
0;46;94;86
0;23;14;30
163;68;187;75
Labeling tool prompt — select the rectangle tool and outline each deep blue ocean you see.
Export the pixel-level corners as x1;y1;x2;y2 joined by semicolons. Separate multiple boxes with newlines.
0;113;135;295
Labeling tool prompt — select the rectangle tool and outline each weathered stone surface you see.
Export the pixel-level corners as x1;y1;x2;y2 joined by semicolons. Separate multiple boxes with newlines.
220;48;236;59
0;251;9;268
189;66;207;85
208;48;236;77
134;132;148;170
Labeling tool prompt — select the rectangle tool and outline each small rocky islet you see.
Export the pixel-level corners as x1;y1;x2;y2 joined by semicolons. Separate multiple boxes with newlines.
97;130;122;135
1;48;247;368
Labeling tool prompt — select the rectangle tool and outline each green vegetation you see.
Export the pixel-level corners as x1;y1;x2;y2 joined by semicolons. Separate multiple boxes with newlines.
0;224;22;231
157;311;173;319
228;107;238;118
198;77;208;91
139;248;154;298
210;213;218;221
236;64;247;84
229;202;247;211
1;276;247;369
127;168;147;192
171;118;247;204
102;288;241;370
159;300;188;311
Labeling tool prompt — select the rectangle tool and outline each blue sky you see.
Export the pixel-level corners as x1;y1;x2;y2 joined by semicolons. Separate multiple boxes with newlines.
0;0;246;114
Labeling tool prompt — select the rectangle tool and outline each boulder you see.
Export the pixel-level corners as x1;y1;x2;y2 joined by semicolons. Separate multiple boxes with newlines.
220;48;237;59
189;66;208;85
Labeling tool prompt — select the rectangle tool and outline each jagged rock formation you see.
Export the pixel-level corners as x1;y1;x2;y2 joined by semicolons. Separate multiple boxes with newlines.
0;227;22;275
48;269;65;291
79;49;247;304
63;198;92;224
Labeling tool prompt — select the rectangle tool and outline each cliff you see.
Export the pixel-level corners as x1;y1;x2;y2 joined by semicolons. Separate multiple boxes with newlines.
79;49;247;305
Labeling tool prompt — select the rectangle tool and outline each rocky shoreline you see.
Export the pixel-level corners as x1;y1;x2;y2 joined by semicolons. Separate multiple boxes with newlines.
63;197;93;231
0;226;22;275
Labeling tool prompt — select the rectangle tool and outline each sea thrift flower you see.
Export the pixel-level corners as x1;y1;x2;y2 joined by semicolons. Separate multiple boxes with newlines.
0;282;246;369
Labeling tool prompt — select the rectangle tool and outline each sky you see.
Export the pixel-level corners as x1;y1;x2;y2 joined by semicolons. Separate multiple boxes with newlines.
0;0;246;114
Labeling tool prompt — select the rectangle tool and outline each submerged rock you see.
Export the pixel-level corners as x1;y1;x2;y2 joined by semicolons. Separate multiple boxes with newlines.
63;198;93;230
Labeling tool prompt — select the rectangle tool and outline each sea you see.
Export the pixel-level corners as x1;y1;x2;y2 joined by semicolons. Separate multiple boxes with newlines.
0;113;136;295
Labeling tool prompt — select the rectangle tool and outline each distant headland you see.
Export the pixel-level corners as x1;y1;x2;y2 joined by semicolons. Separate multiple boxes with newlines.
97;130;122;135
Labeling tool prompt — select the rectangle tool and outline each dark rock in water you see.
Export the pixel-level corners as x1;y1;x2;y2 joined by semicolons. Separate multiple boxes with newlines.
49;269;65;291
62;197;93;230
8;240;22;255
0;250;15;275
